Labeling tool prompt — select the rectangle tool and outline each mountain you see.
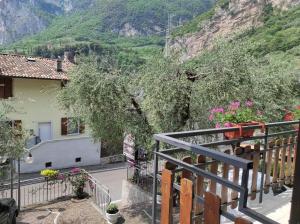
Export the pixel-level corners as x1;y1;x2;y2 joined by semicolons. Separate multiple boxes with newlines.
0;0;94;45
171;0;300;60
0;0;215;52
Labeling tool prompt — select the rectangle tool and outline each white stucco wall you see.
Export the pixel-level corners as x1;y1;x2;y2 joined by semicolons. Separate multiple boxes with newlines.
8;78;90;140
20;137;101;173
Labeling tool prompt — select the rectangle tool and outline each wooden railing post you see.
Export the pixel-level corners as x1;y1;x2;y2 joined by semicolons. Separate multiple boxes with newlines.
251;143;260;200
285;137;293;186
209;159;218;194
194;155;206;224
182;156;193;179
160;169;174;224
272;139;281;187
264;141;274;194
221;150;230;208
204;192;221;224
279;138;287;187
235;217;252;224
231;147;243;209
180;178;193;224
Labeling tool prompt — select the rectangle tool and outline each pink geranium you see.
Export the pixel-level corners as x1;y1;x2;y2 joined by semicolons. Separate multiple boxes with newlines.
224;122;232;128
71;167;81;174
245;100;253;107
215;123;221;128
229;101;240;111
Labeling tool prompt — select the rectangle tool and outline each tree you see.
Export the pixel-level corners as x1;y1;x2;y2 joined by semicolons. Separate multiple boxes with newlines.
0;102;26;159
59;40;299;153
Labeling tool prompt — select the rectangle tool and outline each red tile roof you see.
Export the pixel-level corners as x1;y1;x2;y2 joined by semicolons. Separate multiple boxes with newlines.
0;54;74;80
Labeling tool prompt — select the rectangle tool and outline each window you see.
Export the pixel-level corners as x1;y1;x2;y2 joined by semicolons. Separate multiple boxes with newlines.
61;117;85;136
45;162;52;168
75;157;81;163
0;77;13;99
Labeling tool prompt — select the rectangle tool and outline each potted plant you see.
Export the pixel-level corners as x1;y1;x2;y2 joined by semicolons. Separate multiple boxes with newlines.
209;100;265;139
106;203;120;224
68;168;88;199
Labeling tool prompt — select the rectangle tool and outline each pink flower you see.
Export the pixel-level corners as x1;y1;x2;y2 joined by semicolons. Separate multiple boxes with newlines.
224;122;232;128
229;101;240;111
71;168;81;174
209;114;214;121
245;100;253;107
215;123;221;128
210;107;224;114
57;174;65;180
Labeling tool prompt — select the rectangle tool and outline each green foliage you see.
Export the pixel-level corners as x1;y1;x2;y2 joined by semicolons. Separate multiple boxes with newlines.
239;6;300;56
183;40;299;128
293;107;300;120
107;203;119;214
3;0;215;60
172;0;230;37
59;39;299;151
210;101;265;126
0;102;26;159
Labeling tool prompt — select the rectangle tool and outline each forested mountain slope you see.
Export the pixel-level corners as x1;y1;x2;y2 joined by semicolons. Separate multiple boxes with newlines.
171;0;300;60
0;0;215;55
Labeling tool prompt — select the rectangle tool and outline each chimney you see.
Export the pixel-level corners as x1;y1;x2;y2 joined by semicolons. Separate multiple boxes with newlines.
57;56;63;72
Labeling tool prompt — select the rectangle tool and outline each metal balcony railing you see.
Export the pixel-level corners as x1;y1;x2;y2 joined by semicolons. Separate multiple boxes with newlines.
152;120;300;224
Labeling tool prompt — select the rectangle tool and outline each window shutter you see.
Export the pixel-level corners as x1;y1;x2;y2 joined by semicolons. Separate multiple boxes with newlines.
4;78;12;98
0;77;4;99
61;118;68;135
79;120;85;134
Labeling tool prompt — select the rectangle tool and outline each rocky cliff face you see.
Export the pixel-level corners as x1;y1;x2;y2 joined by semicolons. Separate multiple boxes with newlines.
172;0;300;60
0;0;91;45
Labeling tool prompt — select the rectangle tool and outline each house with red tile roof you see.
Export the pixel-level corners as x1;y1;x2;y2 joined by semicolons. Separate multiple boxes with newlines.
0;53;101;173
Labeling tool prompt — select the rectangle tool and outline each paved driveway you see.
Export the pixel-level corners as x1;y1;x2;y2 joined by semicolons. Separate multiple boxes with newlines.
89;165;127;202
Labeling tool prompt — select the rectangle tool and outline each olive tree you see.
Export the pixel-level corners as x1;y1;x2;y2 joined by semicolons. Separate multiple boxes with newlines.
59;41;299;153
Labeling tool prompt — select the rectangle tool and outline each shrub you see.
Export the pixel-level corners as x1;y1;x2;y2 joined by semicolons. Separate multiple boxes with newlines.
106;203;119;214
40;169;59;179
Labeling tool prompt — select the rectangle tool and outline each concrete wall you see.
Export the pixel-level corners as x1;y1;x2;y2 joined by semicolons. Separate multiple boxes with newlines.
20;137;101;173
8;78;89;140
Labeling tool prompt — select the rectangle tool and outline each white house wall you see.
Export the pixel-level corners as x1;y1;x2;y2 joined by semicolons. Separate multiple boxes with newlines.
20;137;101;173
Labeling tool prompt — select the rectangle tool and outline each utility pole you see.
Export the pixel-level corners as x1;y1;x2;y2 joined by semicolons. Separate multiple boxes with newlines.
164;13;172;58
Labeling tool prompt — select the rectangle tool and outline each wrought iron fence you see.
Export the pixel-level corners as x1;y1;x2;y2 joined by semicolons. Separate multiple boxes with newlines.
84;171;111;215
0;170;111;214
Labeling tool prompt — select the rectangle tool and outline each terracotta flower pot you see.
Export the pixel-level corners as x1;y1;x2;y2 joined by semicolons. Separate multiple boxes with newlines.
224;122;264;139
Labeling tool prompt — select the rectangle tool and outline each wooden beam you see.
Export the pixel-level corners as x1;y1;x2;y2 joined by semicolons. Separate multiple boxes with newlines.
182;156;193;179
180;178;193;224
160;169;174;224
204;192;221;224
235;217;252;224
194;155;206;224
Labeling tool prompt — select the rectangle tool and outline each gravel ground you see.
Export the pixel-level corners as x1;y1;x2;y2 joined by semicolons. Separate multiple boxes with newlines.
17;197;106;224
17;198;151;224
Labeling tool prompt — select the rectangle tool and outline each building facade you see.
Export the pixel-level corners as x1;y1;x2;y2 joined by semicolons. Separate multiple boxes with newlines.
0;54;101;173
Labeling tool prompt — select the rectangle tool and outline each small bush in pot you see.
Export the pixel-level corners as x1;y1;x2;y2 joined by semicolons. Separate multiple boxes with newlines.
106;203;120;224
209;100;265;139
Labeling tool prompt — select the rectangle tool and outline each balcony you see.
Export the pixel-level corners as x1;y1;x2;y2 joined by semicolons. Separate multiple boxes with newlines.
152;120;300;224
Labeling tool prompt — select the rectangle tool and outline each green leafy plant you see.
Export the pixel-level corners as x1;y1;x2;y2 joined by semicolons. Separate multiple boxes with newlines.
68;168;88;199
209;100;264;128
106;203;119;214
293;106;300;120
